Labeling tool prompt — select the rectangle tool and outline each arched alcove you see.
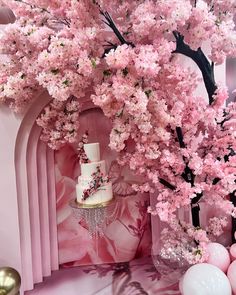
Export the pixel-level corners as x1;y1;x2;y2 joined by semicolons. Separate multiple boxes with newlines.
15;91;58;292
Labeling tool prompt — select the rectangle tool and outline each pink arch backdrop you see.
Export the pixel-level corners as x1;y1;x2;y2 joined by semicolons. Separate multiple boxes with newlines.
0;86;151;294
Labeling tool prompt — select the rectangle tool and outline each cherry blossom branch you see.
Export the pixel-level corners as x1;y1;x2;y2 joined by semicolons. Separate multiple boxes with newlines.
98;10;178;195
99;12;223;231
14;0;71;27
99;10;134;56
173;31;236;240
176;126;185;148
176;127;201;227
173;31;217;105
173;32;223;227
159;178;176;190
15;0;50;13
100;11;133;46
101;13;203;227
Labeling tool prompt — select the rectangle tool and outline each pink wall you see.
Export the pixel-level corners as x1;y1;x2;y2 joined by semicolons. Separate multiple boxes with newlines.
0;106;22;278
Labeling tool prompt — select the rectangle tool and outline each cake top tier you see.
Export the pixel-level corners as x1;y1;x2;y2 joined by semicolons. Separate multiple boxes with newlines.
84;143;100;162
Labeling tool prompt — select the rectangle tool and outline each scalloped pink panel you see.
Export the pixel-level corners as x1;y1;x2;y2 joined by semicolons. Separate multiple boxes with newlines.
27;124;43;284
46;147;59;271
15;123;34;291
37;140;51;277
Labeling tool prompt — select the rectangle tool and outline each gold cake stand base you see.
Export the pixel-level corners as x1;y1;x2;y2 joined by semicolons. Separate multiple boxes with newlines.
70;198;115;209
69;197;119;238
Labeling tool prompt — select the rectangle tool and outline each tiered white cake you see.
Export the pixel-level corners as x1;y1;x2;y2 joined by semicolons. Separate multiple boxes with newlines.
76;143;113;205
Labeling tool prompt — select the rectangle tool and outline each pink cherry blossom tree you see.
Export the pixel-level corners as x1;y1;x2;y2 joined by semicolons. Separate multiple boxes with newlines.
1;0;236;264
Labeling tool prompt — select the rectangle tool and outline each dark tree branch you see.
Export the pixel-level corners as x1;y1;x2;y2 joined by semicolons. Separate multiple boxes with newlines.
100;10;135;47
182;166;195;186
176;127;186;148
159;178;176;190
173;32;217;105
99;10;135;56
176;127;201;227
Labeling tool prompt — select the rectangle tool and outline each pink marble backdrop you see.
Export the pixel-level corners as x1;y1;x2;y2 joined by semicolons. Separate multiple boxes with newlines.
55;104;152;266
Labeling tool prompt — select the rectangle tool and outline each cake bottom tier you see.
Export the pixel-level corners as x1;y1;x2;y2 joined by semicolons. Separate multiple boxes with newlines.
76;182;113;205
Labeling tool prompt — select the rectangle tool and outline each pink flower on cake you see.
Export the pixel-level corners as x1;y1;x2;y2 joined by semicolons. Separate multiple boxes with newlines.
81;165;109;201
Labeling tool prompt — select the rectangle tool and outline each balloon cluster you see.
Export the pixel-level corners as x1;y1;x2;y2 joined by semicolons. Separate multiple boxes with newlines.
180;240;236;295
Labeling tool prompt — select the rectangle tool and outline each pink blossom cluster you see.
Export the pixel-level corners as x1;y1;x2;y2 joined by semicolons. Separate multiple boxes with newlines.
206;216;229;238
37;97;80;149
1;0;236;264
0;0;235;139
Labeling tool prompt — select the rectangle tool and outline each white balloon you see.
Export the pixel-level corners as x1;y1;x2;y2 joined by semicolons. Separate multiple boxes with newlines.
182;263;232;295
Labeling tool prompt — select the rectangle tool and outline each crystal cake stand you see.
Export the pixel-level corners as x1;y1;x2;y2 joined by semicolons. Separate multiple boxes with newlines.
69;197;119;238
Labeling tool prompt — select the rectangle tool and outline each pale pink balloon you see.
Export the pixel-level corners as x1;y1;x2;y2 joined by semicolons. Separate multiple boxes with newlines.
234;232;236;241
227;260;236;294
206;242;231;273
230;244;236;261
182;263;232;295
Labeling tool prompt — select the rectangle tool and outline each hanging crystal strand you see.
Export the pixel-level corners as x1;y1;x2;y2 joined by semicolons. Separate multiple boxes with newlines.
69;198;119;238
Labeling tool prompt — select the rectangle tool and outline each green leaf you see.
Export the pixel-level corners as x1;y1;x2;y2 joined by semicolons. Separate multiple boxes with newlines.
91;58;97;68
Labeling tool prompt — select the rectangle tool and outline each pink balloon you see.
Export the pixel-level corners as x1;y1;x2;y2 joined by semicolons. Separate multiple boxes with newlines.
234;232;236;241
206;242;230;273
227;260;236;294
230;244;236;261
